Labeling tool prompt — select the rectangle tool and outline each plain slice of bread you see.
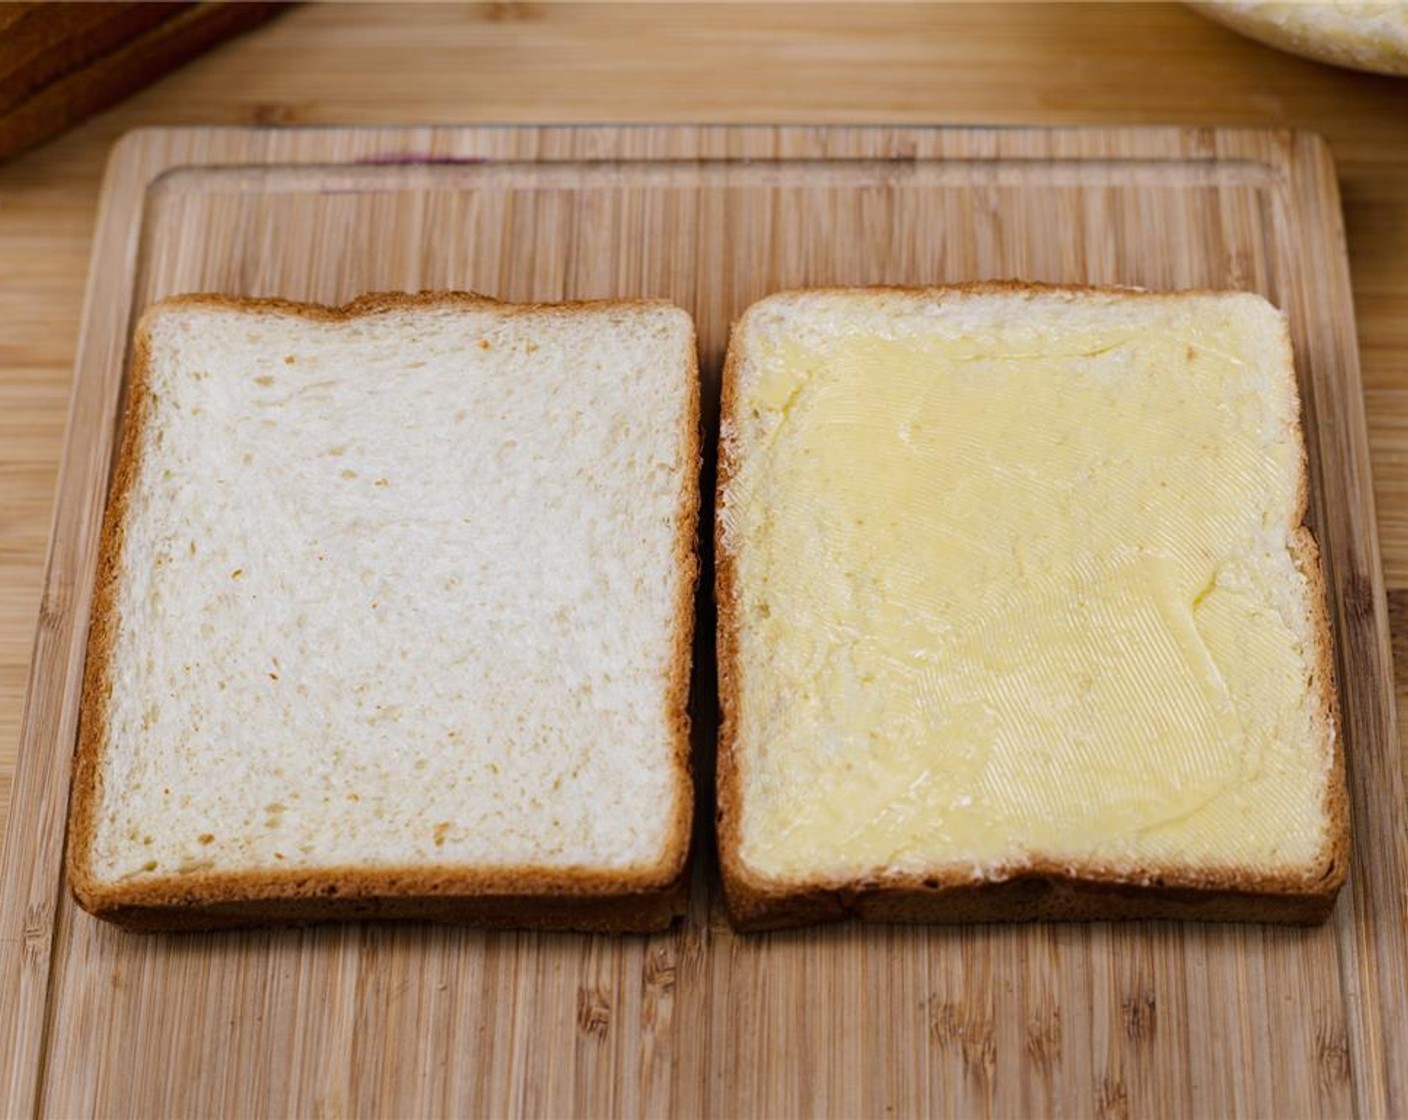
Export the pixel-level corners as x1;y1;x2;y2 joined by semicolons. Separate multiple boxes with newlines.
69;292;699;932
717;283;1347;931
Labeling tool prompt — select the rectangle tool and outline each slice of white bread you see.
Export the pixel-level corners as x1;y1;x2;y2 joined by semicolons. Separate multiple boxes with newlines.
716;284;1348;930
68;292;699;932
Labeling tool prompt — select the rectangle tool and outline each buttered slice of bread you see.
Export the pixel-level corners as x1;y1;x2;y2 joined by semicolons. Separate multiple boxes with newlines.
717;284;1347;930
69;292;699;932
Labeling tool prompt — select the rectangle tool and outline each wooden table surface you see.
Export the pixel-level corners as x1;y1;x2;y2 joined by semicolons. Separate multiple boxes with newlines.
2;0;1406;902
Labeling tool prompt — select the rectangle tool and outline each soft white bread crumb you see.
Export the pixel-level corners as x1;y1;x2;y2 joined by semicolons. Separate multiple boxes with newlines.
74;295;697;906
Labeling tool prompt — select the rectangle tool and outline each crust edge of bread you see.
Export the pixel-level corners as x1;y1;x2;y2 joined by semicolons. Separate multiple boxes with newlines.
714;281;1349;933
66;290;701;934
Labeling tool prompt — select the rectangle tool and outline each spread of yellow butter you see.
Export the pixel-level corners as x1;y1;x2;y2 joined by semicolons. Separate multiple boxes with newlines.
723;294;1331;882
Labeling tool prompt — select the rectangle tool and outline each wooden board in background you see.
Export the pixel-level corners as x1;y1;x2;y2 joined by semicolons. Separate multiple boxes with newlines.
0;2;288;163
0;125;1403;1118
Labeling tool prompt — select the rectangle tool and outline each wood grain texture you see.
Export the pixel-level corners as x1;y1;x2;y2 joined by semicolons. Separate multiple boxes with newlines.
0;3;179;115
0;122;1402;1119
0;2;287;163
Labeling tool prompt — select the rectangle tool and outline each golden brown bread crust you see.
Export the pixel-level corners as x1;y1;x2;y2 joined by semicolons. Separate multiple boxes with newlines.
715;281;1349;932
67;290;699;934
87;884;688;935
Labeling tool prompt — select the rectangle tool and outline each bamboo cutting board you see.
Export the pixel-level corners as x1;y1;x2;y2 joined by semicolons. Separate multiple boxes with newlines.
1;125;1404;1118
